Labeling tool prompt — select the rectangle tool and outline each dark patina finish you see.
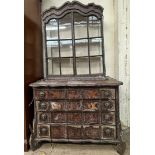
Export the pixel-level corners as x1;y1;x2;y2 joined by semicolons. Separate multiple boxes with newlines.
29;1;126;155
30;77;125;154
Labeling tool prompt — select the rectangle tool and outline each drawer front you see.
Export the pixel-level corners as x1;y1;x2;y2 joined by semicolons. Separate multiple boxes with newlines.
50;101;66;111
67;101;82;111
83;89;100;99
102;126;116;139
51;125;67;139
66;89;81;99
83;126;100;139
83;101;100;111
37;125;50;138
48;89;65;99
100;89;115;99
102;100;115;111
36;101;49;111
34;89;48;100
67;125;82;139
52;112;66;123
68;113;82;124
84;112;99;124
102;112;115;125
37;112;50;123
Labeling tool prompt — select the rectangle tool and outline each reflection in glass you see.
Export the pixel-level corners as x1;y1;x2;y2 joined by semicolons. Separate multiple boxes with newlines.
48;59;60;75
76;57;89;75
59;14;72;39
74;13;87;39
47;41;59;57
89;16;101;38
89;38;102;56
90;56;103;74
46;19;58;40
61;58;73;75
75;39;88;57
60;40;73;57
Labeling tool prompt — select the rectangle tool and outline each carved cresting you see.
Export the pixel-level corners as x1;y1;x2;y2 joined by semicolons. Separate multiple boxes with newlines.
42;1;103;23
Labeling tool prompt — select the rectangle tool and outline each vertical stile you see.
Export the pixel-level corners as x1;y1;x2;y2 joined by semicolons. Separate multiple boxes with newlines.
72;12;77;75
87;16;91;75
57;19;62;75
44;24;48;78
101;16;106;76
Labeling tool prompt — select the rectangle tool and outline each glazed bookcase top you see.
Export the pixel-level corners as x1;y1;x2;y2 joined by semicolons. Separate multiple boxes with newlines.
42;1;106;78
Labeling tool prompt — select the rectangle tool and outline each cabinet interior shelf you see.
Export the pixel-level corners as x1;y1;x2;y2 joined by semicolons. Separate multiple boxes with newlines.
46;37;102;42
47;55;103;59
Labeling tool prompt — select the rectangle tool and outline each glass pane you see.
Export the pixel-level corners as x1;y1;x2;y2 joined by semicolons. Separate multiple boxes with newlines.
90;56;103;74
90;38;102;56
59;14;72;39
46;19;58;40
47;41;59;57
60;40;73;57
75;39;88;57
61;58;73;75
76;57;89;75
89;16;101;38
74;13;87;39
48;58;60;75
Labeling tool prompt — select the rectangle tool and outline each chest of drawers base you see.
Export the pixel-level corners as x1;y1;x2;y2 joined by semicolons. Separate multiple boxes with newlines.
29;78;126;155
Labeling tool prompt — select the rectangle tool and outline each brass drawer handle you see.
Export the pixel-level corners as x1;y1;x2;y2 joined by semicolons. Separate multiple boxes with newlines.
101;90;112;98
103;101;113;109
40;127;48;135
105;128;112;134
39;91;46;98
104;127;113;137
103;114;111;121
40;113;47;121
40;102;47;110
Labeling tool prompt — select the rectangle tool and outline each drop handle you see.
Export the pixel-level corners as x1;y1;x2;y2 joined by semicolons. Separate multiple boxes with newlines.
104;102;110;107
40;127;48;134
105;128;112;134
40;114;47;121
100;89;112;97
104;114;110;120
39;91;45;98
40;102;47;109
104;114;111;121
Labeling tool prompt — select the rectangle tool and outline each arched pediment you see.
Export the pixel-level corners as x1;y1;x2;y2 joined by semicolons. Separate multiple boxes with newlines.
42;1;104;23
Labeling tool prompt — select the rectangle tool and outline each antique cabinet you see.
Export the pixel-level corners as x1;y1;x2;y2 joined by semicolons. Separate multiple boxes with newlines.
29;1;126;154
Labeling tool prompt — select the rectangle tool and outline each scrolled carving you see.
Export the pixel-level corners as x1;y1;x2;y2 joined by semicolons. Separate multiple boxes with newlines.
115;142;126;155
29;134;41;151
42;1;104;23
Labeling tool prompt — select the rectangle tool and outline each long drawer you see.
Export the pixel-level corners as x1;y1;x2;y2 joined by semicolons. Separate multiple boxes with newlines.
34;88;115;100
36;100;115;112
37;125;116;140
37;111;115;125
